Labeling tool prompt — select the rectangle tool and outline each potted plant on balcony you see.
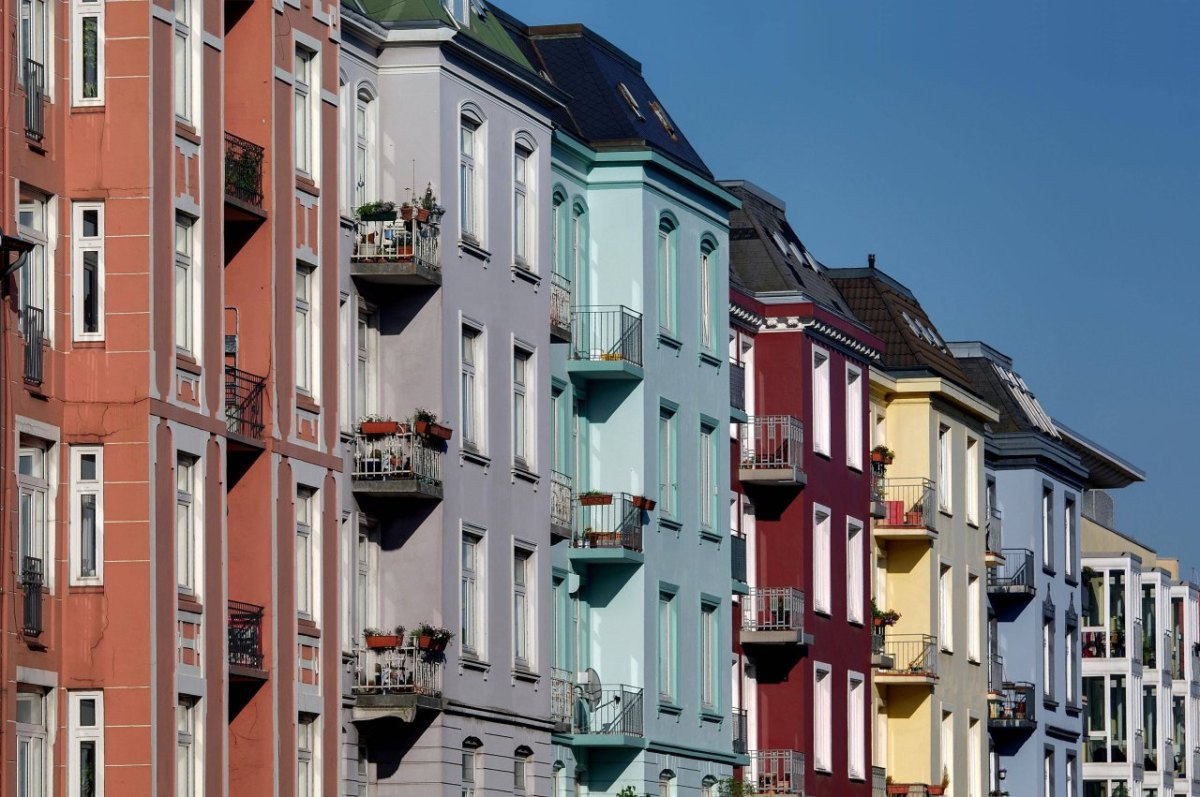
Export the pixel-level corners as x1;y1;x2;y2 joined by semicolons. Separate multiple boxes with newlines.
872;599;901;629
927;767;949;795
358;415;400;437
413;408;453;441
413;623;454;654
416;184;443;223
631;495;656;511
363;626;405;650
357;200;397;222
871;444;895;465
579;490;613;507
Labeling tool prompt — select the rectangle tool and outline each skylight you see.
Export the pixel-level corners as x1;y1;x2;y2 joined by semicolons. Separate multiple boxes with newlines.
617;83;644;120
992;363;1060;438
648;100;677;140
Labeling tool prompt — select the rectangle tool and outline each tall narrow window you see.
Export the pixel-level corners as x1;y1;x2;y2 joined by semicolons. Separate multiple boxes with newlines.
18;0;50;89
297;715;317;797
461;532;482;657
461;746;478;797
846;519;863;623
17;192;49;333
968;574;981;661
17;691;49;797
174;214;195;355
73;203;104;340
1042;486;1054;571
513;143;532;266
175;454;197;594
1066;623;1078;706
941;711;954;793
514;749;532;797
68;692;103;797
1065;496;1077;580
701;602;718;710
70;447;103;584
700;241;716;352
513;349;531;466
1065;753;1076;797
699;423;717;530
353;91;374;208
847;673;865;779
658;407;678;517
656;217;677;334
355;524;376;640
812;349;831;456
1043;615;1055;699
461;327;481;448
1044;748;1054;797
513;548;532;669
460;114;481;240
968;718;981;797
18;444;49;583
72;0;104;105
295;266;315;395
293;47;314;176
940;564;953;652
296;488;315;618
173;0;193;122
658;591;676;702
813;507;831;614
814;664;832;772
846;365;863;469
937;424;952;512
354;308;376;421
965;436;979;524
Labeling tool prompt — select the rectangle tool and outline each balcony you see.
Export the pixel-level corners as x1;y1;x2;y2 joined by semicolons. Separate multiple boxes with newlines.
873;634;938;685
988;653;1004;695
551;668;574;732
556;680;645;743
22;556;43;638
874;478;935;539
988;682;1036;732
984;506;1004;567
732;707;749;755
739;416;806;486
567;306;643;380
742;587;811;646
987;548;1035;600
224;132;265;219
569;493;645;565
871;631;894;669
550;272;571;341
351;428;443;500
730;361;746;415
886;785;936;796
351;645;446;723
870;468;888;519
24;59;45;142
872;767;887;797
551;470;573;542
748;750;805;796
351;215;441;286
228;601;266;681
23;305;45;386
731;532;748;587
225;366;266;447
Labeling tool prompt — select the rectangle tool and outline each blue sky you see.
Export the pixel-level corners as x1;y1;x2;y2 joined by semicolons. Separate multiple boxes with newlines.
505;1;1200;568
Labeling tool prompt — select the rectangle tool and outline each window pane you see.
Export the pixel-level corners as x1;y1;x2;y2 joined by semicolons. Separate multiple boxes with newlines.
81;16;99;99
80;494;97;577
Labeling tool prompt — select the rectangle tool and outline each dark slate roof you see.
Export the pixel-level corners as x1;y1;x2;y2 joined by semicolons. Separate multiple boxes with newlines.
947;341;1060;437
720;180;853;316
344;0;533;70
521;25;712;179
827;266;972;389
1053;421;1145;489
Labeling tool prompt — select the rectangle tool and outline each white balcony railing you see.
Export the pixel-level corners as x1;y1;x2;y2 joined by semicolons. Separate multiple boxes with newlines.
352;645;443;697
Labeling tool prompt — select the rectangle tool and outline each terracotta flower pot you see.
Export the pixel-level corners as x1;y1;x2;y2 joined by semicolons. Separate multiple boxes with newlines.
365;634;401;650
400;204;414;221
631;495;656;510
579;493;613;506
360;421;399;436
416;207;431;223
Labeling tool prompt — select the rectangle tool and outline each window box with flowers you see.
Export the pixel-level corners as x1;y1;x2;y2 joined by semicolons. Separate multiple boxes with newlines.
412;623;454;654
579;491;613;507
358;415;401;437
413;408;453;441
872;599;901;630
363;626;406;650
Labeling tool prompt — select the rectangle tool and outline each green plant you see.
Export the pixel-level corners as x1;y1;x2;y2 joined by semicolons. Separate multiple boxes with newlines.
362;628;386;637
420;183;438;211
579;490;609;497
356;200;396;218
414;623;454;643
942;766;950;788
413;408;438;424
872;444;896;460
717;778;752;797
872;598;901;626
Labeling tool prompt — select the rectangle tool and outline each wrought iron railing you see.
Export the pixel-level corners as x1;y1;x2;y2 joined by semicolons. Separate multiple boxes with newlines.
568;684;644;737
228;600;264;669
353;645;443;697
877;478;935;529
876;634;938;677
731;532;748;584
872;631;887;657
870;467;886;504
872;766;887;797
224;132;265;208
988;653;1005;693
988;682;1035;727
988;548;1035;594
732;707;749;754
551;668;574;727
25;59;45;141
352;429;442;486
730;361;746;411
748;750;805;795
570;306;642;367
353;218;440;271
550;272;571;333
23;305;45;385
986;505;1003;552
22;555;43;637
887;785;933;796
551;470;573;532
739;415;804;474
572;493;642;552
225;366;266;440
743;587;805;634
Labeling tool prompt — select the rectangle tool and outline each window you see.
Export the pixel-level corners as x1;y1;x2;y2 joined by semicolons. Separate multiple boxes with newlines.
1042;486;1054;570
937;424;951;512
461;327;482;448
19;0;49;88
659;771;675;797
356;747;369;797
514;749;532;797
460;113;481;240
968;718;981;797
513;349;531;466
1044;748;1055;797
846;365;863;469
656;217;677;334
940;564;952;652
1043;615;1055;700
297;715;317;797
355;524;377;641
967;574;980;661
70;447;103;584
658;407;678;517
1065;496;1077;580
699;423;717;530
461;743;480;797
813;506;831;614
701;602;718;710
174;214;195;355
294;47;315;176
69;692;103;797
1066;753;1076;797
295;266;315;394
354;308;377;421
18;192;49;332
73;203;104;340
700;240;716;351
965;436;979;524
18;444;50;581
813;348;831;455
848;672;865;779
175;454;198;594
461;532;482;657
1066;623;1078;706
296;488;315;618
72;0;104;105
701;777;717;797
846;519;863;623
173;0;193;122
658;591;676;702
814;664;832;772
353;90;375;208
17;691;49;797
513;548;532;669
513;143;532;266
941;711;953;792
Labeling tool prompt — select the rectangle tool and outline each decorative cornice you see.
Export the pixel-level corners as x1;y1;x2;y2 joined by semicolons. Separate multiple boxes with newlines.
755;315;882;361
728;302;763;329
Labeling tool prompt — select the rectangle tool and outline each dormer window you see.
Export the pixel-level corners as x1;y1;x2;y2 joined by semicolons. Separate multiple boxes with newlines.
617;83;644;120
445;0;469;25
648;100;677;140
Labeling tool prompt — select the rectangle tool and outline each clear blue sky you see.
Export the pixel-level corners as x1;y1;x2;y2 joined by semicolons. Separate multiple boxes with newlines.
506;0;1200;569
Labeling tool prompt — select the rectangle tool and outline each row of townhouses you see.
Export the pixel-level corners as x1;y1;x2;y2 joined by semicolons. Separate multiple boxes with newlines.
0;1;1188;796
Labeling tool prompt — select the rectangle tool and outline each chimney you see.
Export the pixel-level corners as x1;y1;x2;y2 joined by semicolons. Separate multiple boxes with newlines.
868;253;876;269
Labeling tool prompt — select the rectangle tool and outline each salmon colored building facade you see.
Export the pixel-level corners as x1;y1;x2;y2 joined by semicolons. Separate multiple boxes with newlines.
1;0;341;794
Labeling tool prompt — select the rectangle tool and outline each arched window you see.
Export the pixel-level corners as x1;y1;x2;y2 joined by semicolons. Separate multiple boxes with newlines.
513;134;536;268
570;201;588;306
551;188;567;276
461;738;483;797
659;769;676;797
699;236;718;352
354;88;377;209
514;746;533;796
656;215;678;335
701;776;717;797
552;761;566;797
459;105;486;241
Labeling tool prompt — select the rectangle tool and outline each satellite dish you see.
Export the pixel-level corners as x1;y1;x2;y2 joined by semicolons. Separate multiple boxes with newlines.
580;668;603;710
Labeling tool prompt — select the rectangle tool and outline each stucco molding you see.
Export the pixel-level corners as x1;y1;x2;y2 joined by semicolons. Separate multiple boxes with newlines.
728;302;763;330
754;313;883;361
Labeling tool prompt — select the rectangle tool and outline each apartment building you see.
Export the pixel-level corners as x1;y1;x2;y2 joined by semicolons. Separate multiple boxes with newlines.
724;181;885;797
1;0;341;794
830;264;996;797
337;2;562;794
950;341;1091;796
514;23;742;796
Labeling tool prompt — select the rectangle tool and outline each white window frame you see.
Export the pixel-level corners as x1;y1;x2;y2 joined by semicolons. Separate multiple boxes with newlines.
967;573;981;662
699;423;717;530
812;348;831;456
700;241;716;352
1043;616;1054;699
68;691;104;797
658;590;677;703
461;530;483;658
700;601;718;710
18;442;51;585
965;436;979;525
514;750;531;797
174;213;198;356
513;546;533;670
72;202;104;341
1065;495;1077;580
353;304;378;422
846;518;863;624
847;672;865;780
814;663;832;772
175;453;199;595
297;714;319;797
512;347;532;468
296;487;317;619
940;563;953;652
461;324;483;450
71;0;104;106
513;140;534;268
656;218;676;335
460;111;483;241
293;46;316;178
18;0;51;91
17;690;50;797
353;88;375;209
937;423;952;513
172;0;195;123
846;364;863;470
1042;486;1054;571
176;698;201;797
294;264;318;397
658;406;678;517
18;192;51;336
69;446;103;585
462;746;479;797
813;505;831;615
354;521;378;644
1066;624;1078;705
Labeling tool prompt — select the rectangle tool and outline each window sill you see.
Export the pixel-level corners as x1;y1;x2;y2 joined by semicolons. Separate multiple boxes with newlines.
698;351;722;368
967;656;981;665
1064;703;1081;716
1064;573;1079;587
512;464;539;485
174;121;200;144
71;105;106;115
512;667;540;683
178;594;203;614
73;339;105;349
659;517;683;535
512;262;540;286
339;214;357;229
175;354;202;376
461;447;491;469
699;527;723;544
657;331;683;350
296;393;320;414
966;519;979;529
459;237;490;262
295;174;320;196
699;709;723;724
297;618;321;639
658;701;682;716
1043;565;1057;577
938;508;953;518
69;584;105;594
461;655;490;674
1043;697;1060;711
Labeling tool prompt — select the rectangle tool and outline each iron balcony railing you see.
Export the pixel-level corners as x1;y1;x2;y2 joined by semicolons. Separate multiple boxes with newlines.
25;59;45;141
887;785;934;796
570;305;643;367
739;415;804;474
988;548;1035;595
353;645;443;697
23;305;45;385
551;470;573;533
743;587;805;634
748;750;805;796
352;429;442;486
877;478;936;529
224;132;265;208
22;555;44;637
986;505;1003;552
988;682;1035;728
731;532;748;584
988;653;1005;693
872;767;887;797
352;218;440;271
568;684;644;737
870;469;886;504
550;272;571;334
228;600;264;669
730;361;746;411
732;707;749;754
572;493;642;553
551;668;574;728
877;634;938;678
871;631;887;657
225;366;266;440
